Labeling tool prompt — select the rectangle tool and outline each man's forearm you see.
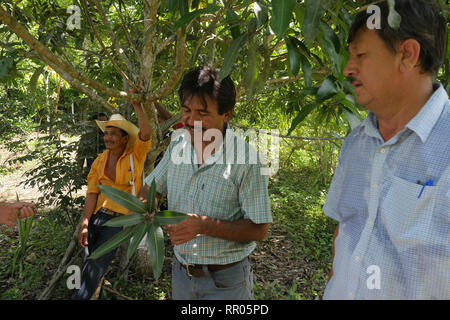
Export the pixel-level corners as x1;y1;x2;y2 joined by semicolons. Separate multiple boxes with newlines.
199;216;269;243
82;193;98;225
133;103;151;141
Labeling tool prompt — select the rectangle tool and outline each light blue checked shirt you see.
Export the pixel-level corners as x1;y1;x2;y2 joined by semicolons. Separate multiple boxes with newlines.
144;127;272;265
323;84;450;300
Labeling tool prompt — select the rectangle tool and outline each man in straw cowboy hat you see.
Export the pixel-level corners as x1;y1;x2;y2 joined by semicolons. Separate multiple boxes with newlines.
74;100;151;300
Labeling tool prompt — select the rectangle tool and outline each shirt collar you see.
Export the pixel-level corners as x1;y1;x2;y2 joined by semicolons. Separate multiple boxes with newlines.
405;84;448;143
359;84;448;143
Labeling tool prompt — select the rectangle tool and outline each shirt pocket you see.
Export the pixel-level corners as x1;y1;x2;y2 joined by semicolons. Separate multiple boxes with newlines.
198;172;238;218
380;175;437;244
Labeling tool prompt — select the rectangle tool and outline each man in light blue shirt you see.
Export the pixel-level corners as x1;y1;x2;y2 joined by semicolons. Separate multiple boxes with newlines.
323;0;449;299
138;67;272;300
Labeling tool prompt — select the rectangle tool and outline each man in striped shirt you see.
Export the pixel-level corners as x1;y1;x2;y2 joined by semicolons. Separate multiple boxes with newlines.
139;66;272;300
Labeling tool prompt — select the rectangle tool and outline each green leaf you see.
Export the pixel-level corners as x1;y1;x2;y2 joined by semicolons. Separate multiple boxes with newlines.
299;54;312;87
173;4;220;30
271;0;296;39
226;10;241;39
147;179;156;214
253;1;268;28
320;21;340;53
244;42;258;91
287;103;317;135
154;210;188;225
147;223;165;280
103;212;144;227
286;37;301;76
303;0;325;44
167;0;179;11
127;223;147;260
218;33;247;81
317;77;338;102
88;225;137;260
387;0;402;30
98;185;147;214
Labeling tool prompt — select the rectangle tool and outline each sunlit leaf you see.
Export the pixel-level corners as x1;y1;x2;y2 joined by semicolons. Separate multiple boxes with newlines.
303;0;325;44
271;0;296;39
154;210;188;225
88;225;137;260
98;185;147;214
218;33;247;81
103;212;144;227
127;223;147;260
147;223;165;280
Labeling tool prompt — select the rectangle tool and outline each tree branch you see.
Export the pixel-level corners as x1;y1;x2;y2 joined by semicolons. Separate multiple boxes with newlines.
0;4;142;103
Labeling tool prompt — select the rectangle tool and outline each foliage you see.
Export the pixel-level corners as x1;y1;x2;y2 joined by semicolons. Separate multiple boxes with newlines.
7;113;86;227
9;194;35;278
89;179;188;280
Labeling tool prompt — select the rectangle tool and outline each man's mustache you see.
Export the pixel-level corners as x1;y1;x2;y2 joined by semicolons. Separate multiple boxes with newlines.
185;125;206;132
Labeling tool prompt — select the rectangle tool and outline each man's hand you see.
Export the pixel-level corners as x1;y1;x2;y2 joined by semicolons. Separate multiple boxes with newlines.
129;87;151;142
0;202;36;228
78;222;89;248
163;214;203;245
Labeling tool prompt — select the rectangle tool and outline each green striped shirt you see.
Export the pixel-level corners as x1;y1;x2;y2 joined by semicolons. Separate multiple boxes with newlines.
144;128;272;265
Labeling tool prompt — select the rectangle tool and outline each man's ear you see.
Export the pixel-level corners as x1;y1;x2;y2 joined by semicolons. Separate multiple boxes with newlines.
223;109;234;123
398;39;421;73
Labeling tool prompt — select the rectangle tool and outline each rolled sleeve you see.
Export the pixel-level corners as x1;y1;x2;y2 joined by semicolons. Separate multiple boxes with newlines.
144;142;171;197
239;163;272;224
86;158;100;194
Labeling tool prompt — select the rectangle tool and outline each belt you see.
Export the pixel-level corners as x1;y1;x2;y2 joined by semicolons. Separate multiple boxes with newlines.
98;208;121;217
179;259;243;278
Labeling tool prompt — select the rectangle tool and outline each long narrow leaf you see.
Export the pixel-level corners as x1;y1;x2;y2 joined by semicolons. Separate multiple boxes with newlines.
127;223;147;260
286;37;301;76
287;103;317;135
303;0;325;44
218;33;247;81
154;210;188;225
103;213;144;227
98;185;147;214
88;225;137;260
147;224;165;280
147;179;156;214
271;0;296;39
173;4;220;30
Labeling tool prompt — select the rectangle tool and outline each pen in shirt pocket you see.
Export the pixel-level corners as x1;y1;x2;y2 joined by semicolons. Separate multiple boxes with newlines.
417;179;434;199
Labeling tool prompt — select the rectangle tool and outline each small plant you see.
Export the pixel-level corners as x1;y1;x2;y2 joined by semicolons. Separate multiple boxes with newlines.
88;179;187;280
10;194;34;278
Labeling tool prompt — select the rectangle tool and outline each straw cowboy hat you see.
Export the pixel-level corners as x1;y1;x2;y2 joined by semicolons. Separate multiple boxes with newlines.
96;114;139;147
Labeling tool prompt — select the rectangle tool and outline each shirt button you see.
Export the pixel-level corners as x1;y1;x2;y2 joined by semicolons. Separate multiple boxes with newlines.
379;148;386;153
349;292;354;298
355;256;360;262
374;184;379;190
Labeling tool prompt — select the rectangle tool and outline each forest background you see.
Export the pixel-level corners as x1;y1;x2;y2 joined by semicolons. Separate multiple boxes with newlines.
0;0;448;300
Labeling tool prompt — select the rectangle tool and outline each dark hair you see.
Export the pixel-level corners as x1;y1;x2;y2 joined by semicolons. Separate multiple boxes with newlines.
106;126;128;137
348;0;448;76
178;66;236;115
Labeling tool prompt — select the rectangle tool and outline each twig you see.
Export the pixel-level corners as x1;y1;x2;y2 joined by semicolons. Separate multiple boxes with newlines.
103;281;134;300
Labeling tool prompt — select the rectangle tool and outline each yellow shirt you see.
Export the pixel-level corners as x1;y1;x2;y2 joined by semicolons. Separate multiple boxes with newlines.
87;134;151;215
